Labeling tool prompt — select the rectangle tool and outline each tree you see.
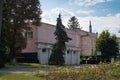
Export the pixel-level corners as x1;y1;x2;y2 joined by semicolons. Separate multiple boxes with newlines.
49;14;71;65
67;16;81;29
96;30;119;62
0;44;6;68
1;0;42;64
0;0;4;41
0;1;10;68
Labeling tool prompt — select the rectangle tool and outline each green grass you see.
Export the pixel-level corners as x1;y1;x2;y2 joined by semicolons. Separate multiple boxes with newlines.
0;73;46;80
5;63;45;67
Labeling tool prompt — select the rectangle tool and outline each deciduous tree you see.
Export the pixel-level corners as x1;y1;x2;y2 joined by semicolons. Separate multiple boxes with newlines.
67;16;81;29
0;0;42;64
96;30;119;61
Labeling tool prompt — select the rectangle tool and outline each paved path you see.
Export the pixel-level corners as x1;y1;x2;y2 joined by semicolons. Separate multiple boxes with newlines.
0;67;39;73
0;64;97;74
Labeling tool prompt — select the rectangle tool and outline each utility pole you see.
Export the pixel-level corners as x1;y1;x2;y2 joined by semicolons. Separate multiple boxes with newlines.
0;0;4;42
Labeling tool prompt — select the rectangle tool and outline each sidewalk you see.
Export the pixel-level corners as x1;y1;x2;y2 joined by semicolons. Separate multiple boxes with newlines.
0;64;97;74
0;67;38;73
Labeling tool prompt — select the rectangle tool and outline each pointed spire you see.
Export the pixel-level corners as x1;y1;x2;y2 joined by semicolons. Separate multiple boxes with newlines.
89;20;92;33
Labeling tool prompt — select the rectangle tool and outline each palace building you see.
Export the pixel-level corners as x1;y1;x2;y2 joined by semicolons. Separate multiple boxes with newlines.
21;22;97;65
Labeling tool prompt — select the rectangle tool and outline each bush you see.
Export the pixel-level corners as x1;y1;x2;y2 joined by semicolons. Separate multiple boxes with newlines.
80;56;101;64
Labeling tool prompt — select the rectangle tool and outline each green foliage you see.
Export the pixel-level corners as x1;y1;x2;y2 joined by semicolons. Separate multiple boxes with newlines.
49;14;71;65
96;30;119;61
67;16;81;29
0;2;10;68
80;56;101;64
49;43;65;65
1;0;42;62
55;14;72;45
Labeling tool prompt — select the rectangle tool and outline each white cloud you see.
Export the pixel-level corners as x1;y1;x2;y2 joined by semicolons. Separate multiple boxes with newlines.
76;10;94;15
42;8;120;37
41;8;75;25
77;14;120;37
69;0;112;6
107;13;112;17
51;8;74;16
115;13;120;18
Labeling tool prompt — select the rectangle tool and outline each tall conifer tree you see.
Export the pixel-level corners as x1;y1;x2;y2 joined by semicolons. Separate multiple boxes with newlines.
49;14;71;65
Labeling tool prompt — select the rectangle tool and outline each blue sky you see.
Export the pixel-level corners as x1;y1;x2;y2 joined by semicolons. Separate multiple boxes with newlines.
40;0;120;37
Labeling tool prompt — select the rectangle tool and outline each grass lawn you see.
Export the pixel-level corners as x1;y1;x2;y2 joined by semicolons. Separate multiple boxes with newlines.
0;73;46;80
5;63;43;67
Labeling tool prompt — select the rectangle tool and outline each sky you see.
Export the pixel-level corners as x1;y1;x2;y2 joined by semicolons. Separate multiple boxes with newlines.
40;0;120;37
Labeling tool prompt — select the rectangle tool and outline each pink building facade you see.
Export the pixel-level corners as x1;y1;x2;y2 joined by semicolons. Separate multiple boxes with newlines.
22;22;97;65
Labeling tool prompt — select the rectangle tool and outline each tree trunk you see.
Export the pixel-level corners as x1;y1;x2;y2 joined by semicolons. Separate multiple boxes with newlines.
10;19;17;65
11;58;17;65
0;0;3;42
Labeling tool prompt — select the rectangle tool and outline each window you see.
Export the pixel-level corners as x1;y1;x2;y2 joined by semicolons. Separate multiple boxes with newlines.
73;51;76;54
42;48;46;53
25;31;33;40
67;50;70;54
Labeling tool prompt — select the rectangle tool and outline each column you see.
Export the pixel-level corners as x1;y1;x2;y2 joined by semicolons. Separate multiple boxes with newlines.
77;50;80;65
46;48;49;64
65;50;67;65
49;48;52;57
38;48;42;63
48;48;50;59
71;50;73;65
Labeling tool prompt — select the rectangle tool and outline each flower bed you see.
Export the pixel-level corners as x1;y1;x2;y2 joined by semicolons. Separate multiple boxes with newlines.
46;62;120;80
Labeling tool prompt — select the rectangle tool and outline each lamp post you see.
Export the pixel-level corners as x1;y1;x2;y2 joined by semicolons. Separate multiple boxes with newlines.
0;0;4;42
